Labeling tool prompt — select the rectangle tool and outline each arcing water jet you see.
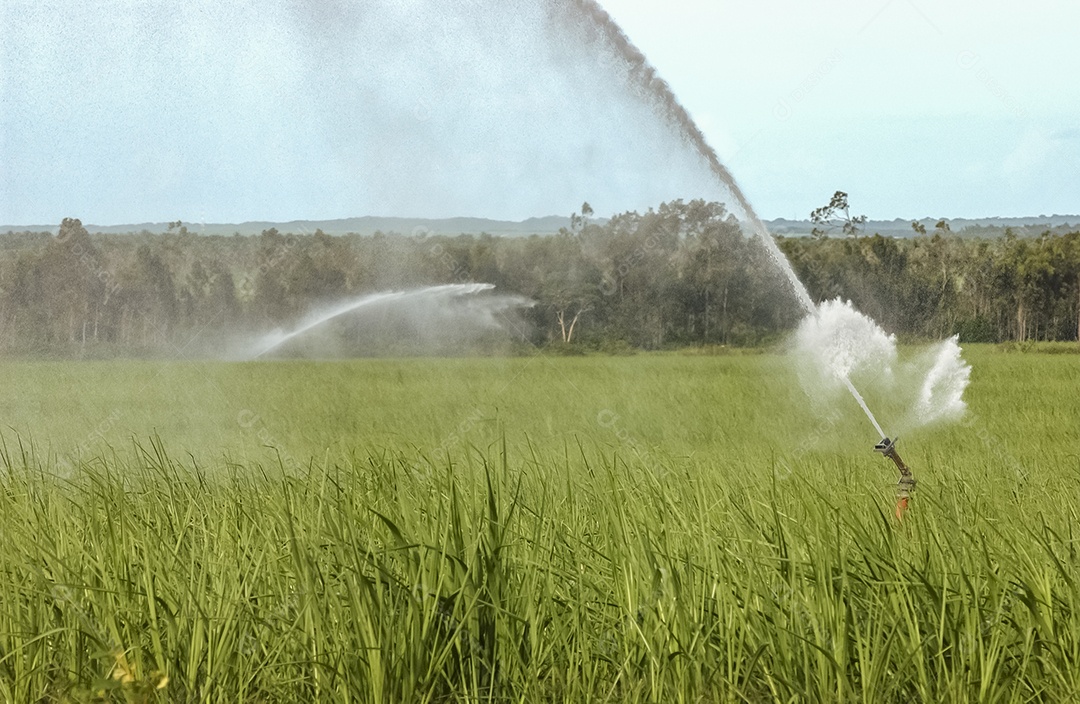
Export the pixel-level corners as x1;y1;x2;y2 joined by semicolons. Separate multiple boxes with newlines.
561;1;907;479
249;283;532;358
558;0;815;315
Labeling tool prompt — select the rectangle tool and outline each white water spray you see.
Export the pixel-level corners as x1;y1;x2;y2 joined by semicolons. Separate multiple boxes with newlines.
914;336;971;425
795;299;971;434
794;298;897;435
249;283;532;358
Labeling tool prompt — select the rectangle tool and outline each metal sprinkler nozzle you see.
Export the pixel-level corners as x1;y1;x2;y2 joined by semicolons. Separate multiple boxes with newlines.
874;437;915;489
875;437;916;520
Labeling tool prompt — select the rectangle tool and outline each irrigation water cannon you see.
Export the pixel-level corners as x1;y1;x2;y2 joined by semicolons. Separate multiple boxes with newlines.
873;437;913;482
872;436;915;520
875;437;916;519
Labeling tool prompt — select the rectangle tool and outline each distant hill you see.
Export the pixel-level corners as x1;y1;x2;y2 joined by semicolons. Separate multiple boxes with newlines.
2;214;1077;238
0;215;579;237
768;215;1080;238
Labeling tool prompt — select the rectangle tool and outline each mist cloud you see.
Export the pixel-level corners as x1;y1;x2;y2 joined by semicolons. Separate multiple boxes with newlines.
1;0;720;224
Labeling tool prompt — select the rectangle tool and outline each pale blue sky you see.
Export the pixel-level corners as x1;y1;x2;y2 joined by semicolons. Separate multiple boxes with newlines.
1;0;1077;225
600;0;1080;220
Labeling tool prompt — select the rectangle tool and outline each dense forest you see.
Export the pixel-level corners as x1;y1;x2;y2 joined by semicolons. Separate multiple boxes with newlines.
2;201;1079;357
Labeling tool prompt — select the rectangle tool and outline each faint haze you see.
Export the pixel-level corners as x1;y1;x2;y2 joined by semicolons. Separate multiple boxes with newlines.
3;0;1077;226
1;0;721;225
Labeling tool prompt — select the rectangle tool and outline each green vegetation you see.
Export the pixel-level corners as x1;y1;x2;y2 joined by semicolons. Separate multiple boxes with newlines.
1;347;1078;701
4;209;1080;357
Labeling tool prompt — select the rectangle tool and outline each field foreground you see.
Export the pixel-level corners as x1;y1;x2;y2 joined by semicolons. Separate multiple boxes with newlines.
1;348;1078;702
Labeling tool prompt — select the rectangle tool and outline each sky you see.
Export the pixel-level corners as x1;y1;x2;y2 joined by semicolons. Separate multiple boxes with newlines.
600;0;1080;221
1;0;1077;226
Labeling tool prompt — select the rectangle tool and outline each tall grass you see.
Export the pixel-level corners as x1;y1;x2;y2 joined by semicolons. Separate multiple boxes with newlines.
1;348;1078;701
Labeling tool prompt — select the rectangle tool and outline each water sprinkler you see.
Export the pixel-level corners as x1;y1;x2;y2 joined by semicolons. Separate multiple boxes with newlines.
874;437;915;520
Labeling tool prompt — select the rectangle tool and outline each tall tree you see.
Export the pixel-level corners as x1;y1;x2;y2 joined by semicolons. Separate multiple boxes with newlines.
810;191;868;238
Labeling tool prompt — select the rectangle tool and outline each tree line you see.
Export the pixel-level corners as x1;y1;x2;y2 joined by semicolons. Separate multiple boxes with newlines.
1;204;1078;357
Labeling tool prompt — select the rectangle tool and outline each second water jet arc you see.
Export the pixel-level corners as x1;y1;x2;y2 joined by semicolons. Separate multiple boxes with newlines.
249;283;532;359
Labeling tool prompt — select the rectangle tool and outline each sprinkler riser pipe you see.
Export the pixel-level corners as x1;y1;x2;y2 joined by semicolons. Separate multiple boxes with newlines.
874;437;916;492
